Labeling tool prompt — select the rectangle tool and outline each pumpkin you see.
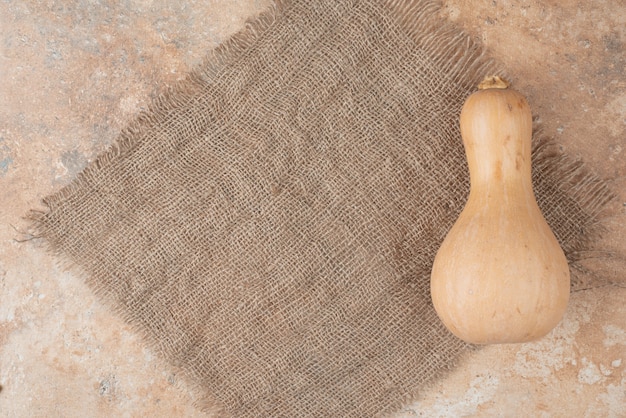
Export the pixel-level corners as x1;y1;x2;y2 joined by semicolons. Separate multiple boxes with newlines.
430;76;570;345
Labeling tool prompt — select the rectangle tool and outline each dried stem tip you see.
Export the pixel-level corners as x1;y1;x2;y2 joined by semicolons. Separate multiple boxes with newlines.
478;75;510;90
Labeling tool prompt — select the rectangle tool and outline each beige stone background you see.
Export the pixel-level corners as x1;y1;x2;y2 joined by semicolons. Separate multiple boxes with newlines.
1;0;624;416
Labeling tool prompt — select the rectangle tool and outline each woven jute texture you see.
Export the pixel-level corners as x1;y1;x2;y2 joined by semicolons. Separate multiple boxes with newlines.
31;0;613;416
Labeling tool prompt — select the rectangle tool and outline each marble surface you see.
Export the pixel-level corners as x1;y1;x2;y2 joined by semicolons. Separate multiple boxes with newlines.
1;1;624;416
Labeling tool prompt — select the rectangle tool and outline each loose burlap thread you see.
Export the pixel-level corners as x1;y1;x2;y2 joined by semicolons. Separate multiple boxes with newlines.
31;0;613;416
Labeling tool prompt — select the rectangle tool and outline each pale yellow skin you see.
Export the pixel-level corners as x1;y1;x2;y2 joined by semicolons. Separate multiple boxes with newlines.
430;84;570;345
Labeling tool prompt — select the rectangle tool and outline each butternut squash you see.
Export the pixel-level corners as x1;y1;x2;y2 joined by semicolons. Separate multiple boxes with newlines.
430;76;570;345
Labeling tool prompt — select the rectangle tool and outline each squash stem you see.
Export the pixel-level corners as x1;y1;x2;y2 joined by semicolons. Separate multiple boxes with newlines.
478;76;510;90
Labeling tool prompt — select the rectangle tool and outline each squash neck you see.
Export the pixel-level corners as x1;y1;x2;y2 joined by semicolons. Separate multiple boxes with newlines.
466;149;533;190
468;176;534;203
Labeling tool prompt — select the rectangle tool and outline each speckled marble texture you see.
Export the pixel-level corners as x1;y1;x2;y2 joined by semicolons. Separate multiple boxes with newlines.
1;1;624;416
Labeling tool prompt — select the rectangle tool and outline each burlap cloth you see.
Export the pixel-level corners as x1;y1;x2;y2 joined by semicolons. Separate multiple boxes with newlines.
31;0;613;416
